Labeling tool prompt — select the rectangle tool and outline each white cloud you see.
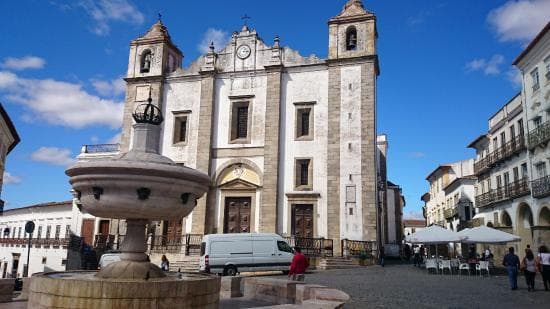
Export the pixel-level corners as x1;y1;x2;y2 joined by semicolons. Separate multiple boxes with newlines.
0;71;123;129
0;56;45;71
409;152;426;159
506;67;523;88
107;132;121;144
90;136;99;143
198;28;230;54
30;147;76;166
488;0;550;44
76;0;144;36
91;77;126;97
3;172;21;184
465;54;505;76
404;210;424;220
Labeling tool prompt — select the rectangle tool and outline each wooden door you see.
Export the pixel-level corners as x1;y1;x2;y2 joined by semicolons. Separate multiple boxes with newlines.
80;219;95;246
166;218;183;241
224;197;251;233
292;204;313;238
99;220;110;235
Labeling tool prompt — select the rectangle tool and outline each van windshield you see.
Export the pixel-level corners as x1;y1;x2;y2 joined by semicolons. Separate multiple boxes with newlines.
277;241;293;253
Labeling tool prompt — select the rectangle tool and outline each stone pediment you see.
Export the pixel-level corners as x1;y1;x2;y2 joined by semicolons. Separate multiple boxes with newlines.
219;178;260;190
330;0;373;23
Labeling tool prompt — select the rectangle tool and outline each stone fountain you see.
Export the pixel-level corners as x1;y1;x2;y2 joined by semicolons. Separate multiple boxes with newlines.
27;94;220;308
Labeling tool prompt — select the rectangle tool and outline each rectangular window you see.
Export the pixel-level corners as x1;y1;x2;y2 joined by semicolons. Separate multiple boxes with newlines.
534;116;542;128
42;257;47;264
230;102;250;142
295;106;314;140
54;225;61;240
345;185;356;203
510;125;515;139
518;119;524;137
294;159;312;190
61;259;67;266
45;225;51;240
531;68;540;91
37;226;42;239
500;132;506;147
493;137;498;151
65;225;71;238
496;175;502;188
17;227;21;239
536;162;547;178
545;56;550;80
521;163;528;179
173;115;188;144
503;172;510;186
513;167;519;182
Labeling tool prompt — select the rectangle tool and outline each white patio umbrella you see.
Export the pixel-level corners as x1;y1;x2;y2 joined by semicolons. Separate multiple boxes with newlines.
406;225;464;260
457;226;520;244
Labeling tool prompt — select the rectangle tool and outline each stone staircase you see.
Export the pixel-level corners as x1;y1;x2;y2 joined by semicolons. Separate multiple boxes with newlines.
170;256;200;272
317;257;360;270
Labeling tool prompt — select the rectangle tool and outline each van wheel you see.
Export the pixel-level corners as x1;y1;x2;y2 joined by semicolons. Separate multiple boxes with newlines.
224;265;238;276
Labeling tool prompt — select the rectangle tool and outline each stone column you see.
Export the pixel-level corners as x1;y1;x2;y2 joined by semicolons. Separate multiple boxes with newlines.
192;71;216;234
260;65;283;233
360;62;378;241
327;63;341;254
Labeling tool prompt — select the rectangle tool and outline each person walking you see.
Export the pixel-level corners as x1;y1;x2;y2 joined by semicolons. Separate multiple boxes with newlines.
404;244;411;263
413;245;420;267
379;246;385;267
522;249;537;291
160;255;170;271
288;247;309;281
537;245;550;291
503;247;520;290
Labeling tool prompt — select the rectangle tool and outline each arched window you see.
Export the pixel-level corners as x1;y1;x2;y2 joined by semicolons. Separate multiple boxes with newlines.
346;26;357;51
140;50;152;73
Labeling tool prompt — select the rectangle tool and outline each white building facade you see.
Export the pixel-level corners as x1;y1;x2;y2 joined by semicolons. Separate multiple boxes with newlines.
111;0;380;254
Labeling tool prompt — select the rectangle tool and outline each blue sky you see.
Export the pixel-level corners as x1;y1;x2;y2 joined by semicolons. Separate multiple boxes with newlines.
0;0;548;218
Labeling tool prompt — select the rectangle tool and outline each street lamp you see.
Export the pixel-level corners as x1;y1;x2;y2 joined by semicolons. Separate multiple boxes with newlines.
23;221;35;277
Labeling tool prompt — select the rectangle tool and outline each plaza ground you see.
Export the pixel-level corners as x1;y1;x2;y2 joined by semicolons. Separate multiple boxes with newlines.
269;262;550;309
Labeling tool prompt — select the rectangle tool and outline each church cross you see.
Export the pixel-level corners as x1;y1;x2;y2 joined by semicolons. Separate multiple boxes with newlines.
241;14;251;26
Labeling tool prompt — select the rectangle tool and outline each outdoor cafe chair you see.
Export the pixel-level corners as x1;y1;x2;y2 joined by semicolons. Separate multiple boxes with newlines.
425;259;438;274
450;259;460;274
438;260;452;275
476;261;490;277
458;262;470;276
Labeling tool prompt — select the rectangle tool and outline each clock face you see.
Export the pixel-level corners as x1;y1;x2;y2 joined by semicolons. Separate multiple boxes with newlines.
237;45;251;59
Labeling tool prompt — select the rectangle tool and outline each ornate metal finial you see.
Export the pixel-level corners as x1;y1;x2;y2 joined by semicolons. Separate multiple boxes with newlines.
132;86;164;125
209;41;215;52
158;12;162;22
241;14;251;26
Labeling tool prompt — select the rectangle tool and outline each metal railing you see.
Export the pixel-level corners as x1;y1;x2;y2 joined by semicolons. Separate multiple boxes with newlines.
283;236;333;257
532;175;550;198
474;135;526;175
528;121;550;150
81;143;120;154
0;237;70;247
341;239;377;258
444;207;458;220
94;234;115;250
149;234;203;255
475;178;530;208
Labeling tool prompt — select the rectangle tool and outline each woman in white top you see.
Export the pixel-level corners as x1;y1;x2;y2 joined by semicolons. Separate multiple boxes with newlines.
537;245;550;291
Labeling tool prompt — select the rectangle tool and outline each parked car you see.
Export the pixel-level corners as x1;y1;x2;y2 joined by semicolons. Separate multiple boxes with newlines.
98;252;121;269
199;233;293;276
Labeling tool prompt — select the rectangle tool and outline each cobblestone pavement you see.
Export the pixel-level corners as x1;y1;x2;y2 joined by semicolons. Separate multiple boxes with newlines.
273;264;550;309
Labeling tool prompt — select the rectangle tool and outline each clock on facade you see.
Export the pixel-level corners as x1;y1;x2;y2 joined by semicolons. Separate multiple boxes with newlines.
236;45;251;59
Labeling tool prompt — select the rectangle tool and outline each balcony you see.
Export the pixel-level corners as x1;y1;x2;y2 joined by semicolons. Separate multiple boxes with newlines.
474;135;526;175
528;121;550;150
475;178;530;208
0;237;69;247
444;207;458;220
532;175;550;198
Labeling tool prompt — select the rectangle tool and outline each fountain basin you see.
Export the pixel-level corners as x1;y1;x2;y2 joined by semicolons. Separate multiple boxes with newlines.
28;271;220;309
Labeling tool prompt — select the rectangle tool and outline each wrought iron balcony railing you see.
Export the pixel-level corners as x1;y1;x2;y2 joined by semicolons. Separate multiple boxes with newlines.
475;178;530;208
528;121;550;150
532;175;550;199
474;135;526;175
444;207;458;220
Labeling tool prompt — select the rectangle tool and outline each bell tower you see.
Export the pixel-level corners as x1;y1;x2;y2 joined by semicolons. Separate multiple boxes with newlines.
120;19;183;152
328;0;377;60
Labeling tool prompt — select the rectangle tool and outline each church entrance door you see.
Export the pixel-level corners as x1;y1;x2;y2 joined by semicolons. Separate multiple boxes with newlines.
292;204;313;238
224;197;251;233
166;218;183;241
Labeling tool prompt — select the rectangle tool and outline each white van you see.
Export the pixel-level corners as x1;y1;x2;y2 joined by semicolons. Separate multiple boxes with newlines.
199;233;293;276
98;252;121;269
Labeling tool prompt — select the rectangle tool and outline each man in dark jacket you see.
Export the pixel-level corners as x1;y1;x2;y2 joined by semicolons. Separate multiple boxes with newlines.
288;247;309;281
503;247;520;290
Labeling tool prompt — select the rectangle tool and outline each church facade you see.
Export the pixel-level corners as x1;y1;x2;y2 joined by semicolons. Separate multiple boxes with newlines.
119;0;380;250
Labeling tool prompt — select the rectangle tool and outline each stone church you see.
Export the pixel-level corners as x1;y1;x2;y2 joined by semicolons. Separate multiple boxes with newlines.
119;0;379;251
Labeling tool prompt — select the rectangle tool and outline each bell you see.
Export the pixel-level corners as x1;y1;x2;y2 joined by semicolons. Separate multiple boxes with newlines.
348;33;357;50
